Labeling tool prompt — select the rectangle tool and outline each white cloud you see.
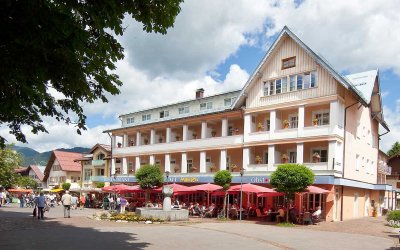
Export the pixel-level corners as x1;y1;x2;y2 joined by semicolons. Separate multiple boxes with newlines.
381;100;400;153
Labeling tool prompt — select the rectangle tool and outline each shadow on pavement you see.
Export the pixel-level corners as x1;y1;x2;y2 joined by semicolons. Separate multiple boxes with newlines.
0;209;151;250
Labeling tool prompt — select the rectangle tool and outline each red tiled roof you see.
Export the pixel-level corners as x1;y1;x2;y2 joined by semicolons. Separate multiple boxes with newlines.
29;165;45;181
53;150;83;172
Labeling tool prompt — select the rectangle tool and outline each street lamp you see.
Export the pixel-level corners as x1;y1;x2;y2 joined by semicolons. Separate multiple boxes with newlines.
165;170;170;185
239;168;244;221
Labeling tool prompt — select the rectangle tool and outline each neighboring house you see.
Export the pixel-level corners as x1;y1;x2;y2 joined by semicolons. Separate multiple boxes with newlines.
75;144;111;188
104;26;392;221
387;153;400;209
26;165;46;189
43;151;83;189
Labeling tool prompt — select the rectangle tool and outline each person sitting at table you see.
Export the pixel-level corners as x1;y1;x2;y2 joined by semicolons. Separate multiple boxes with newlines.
289;205;299;224
193;203;203;217
312;206;322;224
205;203;215;218
277;206;285;222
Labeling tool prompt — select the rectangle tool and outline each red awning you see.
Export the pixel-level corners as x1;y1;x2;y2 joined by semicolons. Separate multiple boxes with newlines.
7;188;33;193
153;183;197;195
229;183;277;194
303;185;331;194
102;185;143;193
190;183;222;192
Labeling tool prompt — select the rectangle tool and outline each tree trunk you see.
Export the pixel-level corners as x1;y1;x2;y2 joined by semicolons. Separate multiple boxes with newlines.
145;190;150;203
223;190;228;218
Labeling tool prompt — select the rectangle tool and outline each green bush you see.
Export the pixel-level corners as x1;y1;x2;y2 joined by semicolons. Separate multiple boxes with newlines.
386;210;400;222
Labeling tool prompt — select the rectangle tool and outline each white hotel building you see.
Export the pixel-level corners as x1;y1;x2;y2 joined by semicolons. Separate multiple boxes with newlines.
103;27;393;221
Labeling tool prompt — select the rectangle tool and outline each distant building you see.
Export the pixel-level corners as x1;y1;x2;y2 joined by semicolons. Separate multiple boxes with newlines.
43;151;83;189
26;165;46;189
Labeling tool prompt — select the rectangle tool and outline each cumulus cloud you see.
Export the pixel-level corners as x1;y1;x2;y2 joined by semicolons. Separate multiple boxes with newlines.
381;100;400;152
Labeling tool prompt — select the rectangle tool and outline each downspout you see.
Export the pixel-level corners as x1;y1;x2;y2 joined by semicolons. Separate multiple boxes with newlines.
340;101;359;221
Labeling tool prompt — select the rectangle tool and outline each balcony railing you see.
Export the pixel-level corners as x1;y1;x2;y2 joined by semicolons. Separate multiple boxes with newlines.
92;159;105;167
247;162;329;172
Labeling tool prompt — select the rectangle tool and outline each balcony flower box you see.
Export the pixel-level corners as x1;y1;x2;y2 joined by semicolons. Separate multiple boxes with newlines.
257;122;264;132
283;120;289;129
281;154;289;163
255;155;262;164
174;166;180;173
230;164;238;172
211;129;217;137
192;132;197;139
312;152;321;163
313;118;319;126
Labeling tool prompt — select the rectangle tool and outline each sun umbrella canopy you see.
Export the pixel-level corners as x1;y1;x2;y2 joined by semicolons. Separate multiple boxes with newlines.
102;184;142;193
190;183;222;192
50;188;64;193
304;185;331;194
229;183;276;194
7;188;33;193
153;183;197;195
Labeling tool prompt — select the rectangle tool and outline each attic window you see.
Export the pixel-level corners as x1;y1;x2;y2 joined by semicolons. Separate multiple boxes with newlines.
282;56;296;69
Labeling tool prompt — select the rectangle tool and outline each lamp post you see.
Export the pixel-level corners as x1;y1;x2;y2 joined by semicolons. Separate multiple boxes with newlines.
239;168;244;221
165;171;170;185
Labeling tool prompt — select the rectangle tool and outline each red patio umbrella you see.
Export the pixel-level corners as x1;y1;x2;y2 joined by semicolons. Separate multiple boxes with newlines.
7;188;33;193
303;185;331;194
229;183;277;194
190;183;223;206
153;183;197;195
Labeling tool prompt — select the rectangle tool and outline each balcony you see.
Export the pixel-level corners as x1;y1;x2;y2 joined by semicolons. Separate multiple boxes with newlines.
246;162;330;174
113;135;243;156
92;159;105;167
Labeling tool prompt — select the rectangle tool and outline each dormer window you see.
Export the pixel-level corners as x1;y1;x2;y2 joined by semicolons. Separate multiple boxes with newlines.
178;106;189;114
127;117;134;124
160;110;169;118
282;56;296;69
142;114;151;121
200;102;213;110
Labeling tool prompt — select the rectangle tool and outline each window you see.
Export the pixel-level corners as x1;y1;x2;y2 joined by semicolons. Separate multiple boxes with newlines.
282;56;296;69
228;126;234;136
200;102;213;110
127;117;134;124
97;153;105;160
59;176;66;183
297;75;303;90
187;159;193;173
290;75;296;91
264;152;269;164
178;106;189;114
303;72;311;89
356;154;360;171
281;77;288;93
313;111;330;125
159;110;169;118
269;82;275;95
275;79;282;94
289;151;297;163
224;97;235;107
97;168;105;176
84;169;92;181
312;149;328;162
366;159;370;173
264;119;270;131
310;71;317;87
142;114;151;121
289;115;298;128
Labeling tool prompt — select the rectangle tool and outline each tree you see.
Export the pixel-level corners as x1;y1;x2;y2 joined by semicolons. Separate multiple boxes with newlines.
214;170;232;218
0;0;183;147
0;145;22;189
135;164;163;202
16;176;38;189
62;182;71;190
96;182;105;188
270;164;314;222
388;141;400;158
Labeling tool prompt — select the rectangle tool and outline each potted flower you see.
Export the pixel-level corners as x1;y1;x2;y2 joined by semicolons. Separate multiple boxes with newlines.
158;137;163;143
174;165;180;173
283;120;290;129
209;165;215;172
192;132;197;139
175;135;180;141
313;118;319;126
255;155;262;164
230;164;238;172
257;122;264;132
211;129;217;137
312;152;321;163
281;154;289;163
144;138;149;145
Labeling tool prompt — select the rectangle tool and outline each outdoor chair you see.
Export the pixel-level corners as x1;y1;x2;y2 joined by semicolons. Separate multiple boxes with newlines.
312;214;321;224
230;208;238;220
256;209;267;218
303;212;312;225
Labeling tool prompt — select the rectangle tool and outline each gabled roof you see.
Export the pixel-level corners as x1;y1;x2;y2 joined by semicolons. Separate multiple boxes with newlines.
27;165;45;181
43;151;83;181
232;26;368;109
90;143;111;154
344;70;377;103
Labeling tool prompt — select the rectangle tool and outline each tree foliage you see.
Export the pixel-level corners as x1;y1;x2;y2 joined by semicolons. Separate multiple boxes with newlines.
214;170;232;218
16;176;38;189
0;145;22;189
388;141;400;158
0;0;183;147
270;164;314;196
96;182;105;188
135;164;164;190
62;182;71;190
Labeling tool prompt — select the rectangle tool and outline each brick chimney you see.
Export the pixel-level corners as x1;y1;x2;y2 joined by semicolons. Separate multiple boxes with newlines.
196;88;204;99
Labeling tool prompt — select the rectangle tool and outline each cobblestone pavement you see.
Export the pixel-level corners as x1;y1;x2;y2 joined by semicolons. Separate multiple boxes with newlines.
0;204;397;250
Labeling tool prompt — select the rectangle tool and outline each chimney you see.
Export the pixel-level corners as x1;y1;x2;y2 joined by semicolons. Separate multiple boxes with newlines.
196;88;204;99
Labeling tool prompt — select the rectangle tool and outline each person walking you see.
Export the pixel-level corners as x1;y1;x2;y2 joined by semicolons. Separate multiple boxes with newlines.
61;191;72;218
120;196;127;214
36;193;47;220
80;195;85;210
19;193;25;208
71;194;78;210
